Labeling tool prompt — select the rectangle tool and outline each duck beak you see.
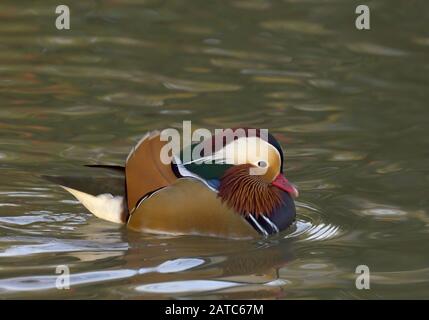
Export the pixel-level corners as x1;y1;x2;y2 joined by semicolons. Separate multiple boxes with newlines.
272;174;299;198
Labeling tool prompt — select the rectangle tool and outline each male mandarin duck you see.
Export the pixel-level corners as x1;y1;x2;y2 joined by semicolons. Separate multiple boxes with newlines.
47;129;298;239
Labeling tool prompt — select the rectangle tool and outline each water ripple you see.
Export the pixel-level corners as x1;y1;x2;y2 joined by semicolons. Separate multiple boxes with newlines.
0;238;128;258
136;280;241;294
283;202;341;242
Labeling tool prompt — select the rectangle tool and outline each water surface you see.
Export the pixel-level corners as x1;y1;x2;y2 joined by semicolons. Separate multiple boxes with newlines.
0;0;428;299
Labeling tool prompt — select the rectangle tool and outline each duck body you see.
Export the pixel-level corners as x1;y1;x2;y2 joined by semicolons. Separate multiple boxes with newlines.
49;129;298;239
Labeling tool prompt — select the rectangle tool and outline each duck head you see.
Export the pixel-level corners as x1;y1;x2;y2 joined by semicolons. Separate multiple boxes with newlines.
176;129;298;227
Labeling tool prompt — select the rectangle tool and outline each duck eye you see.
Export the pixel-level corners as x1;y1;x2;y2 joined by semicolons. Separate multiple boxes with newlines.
257;160;268;168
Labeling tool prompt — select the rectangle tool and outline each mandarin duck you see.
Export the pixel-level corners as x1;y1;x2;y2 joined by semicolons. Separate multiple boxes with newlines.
46;129;298;239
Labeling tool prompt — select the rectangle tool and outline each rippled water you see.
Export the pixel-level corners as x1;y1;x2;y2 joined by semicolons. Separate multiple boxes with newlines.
0;0;428;299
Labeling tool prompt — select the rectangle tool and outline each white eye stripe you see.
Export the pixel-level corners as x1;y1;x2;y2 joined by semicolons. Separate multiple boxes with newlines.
180;154;226;165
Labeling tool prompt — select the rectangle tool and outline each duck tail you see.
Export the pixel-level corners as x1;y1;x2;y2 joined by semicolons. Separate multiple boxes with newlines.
84;164;125;173
42;174;128;224
61;186;127;224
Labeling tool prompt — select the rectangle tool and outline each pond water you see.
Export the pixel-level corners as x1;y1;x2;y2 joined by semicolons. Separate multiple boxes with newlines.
0;0;428;299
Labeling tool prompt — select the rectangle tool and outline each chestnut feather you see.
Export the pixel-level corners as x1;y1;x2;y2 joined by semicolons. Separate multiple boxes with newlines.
218;164;283;216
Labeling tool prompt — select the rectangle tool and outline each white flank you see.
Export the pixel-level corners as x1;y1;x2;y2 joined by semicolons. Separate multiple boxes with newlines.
61;186;126;224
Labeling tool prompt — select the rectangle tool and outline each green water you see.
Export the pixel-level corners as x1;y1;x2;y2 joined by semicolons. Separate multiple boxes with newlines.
0;0;428;299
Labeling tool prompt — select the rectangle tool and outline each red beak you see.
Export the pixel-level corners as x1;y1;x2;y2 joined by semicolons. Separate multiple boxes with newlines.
272;174;299;198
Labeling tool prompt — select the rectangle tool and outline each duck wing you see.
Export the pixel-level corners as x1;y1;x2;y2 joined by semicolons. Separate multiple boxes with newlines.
125;130;178;213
